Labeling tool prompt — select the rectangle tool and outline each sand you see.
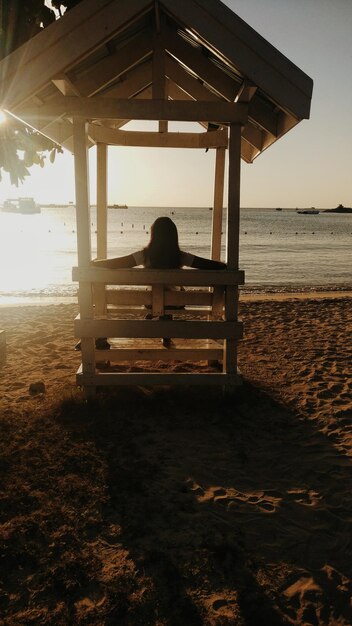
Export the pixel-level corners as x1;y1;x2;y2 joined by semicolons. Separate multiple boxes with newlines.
0;295;351;625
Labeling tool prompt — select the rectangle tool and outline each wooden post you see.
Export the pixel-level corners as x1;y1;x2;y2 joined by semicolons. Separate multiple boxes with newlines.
95;142;108;316
223;124;241;381
73;119;91;265
96;143;108;259
73;118;95;395
153;13;168;134
211;146;226;261
208;146;226;365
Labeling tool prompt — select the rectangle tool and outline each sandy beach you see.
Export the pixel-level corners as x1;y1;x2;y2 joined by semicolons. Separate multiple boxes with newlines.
0;294;351;625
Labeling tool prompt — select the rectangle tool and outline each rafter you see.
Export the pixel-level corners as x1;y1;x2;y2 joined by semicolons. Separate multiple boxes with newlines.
164;24;240;101
240;138;257;163
165;56;220;102
73;30;154;97
0;0;154;108
248;98;277;136
235;80;257;103
241;123;263;151
161;0;312;118
101;61;153;99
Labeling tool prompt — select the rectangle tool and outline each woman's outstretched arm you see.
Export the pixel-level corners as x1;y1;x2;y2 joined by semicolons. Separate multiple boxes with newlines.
184;253;226;270
91;253;137;269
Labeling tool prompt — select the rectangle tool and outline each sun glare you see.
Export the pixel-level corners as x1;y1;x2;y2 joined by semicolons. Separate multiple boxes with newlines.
0;110;7;124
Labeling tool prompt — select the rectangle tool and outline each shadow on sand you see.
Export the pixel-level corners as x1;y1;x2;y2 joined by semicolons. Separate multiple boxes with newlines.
52;381;352;625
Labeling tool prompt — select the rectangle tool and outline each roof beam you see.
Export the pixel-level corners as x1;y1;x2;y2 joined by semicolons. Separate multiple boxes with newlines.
161;0;313;118
235;80;257;103
52;74;81;96
0;0;154;108
88;125;228;148
34;85;155;148
102;84;154;131
152;18;168;132
241;123;263;152
20;96;248;124
248;98;277;136
165;56;220;102
167;77;264;150
240;138;257;163
154;0;161;33
164;24;240;101
73;30;153;97
101;61;153;99
259;110;297;153
167;79;214;131
165;49;278;136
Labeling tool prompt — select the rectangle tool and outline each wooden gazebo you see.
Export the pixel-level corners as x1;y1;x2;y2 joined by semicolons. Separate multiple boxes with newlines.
0;0;312;393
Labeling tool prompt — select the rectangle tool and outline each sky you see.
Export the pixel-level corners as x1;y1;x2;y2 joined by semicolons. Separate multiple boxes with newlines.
0;0;351;208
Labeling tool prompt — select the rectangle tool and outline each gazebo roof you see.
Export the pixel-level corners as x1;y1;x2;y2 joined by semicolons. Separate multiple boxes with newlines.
0;0;313;162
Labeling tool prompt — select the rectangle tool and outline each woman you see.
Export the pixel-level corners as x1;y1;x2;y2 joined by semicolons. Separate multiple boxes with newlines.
87;217;226;349
92;216;226;271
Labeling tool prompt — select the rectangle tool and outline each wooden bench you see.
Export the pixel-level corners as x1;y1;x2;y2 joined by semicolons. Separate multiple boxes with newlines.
72;267;244;390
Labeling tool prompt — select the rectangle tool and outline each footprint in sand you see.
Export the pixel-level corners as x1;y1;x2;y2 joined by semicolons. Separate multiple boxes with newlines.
286;489;321;507
328;382;344;393
16;395;31;402
316;388;335;399
257;501;276;513
212;598;230;611
298;366;311;377
208;596;237;618
10;382;26;390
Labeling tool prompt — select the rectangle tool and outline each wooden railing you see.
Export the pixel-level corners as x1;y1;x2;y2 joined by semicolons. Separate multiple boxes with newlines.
72;267;244;390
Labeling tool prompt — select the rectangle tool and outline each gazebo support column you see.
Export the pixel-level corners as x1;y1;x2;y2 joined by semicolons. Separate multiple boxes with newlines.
73;118;95;395
211;146;226;261
96;143;108;259
208;145;226;366
224;123;241;383
95;142;108;316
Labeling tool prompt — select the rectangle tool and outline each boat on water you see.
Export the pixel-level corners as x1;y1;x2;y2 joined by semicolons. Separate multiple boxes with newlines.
324;203;352;214
109;203;128;209
2;197;40;214
297;208;320;215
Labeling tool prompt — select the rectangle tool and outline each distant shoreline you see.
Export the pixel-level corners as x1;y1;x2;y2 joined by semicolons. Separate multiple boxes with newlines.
1;286;351;308
5;204;352;211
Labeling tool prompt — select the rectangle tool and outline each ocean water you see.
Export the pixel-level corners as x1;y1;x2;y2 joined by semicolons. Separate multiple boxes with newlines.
0;206;351;304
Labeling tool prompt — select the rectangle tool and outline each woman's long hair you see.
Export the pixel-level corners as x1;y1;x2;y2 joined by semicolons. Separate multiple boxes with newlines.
144;217;181;268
